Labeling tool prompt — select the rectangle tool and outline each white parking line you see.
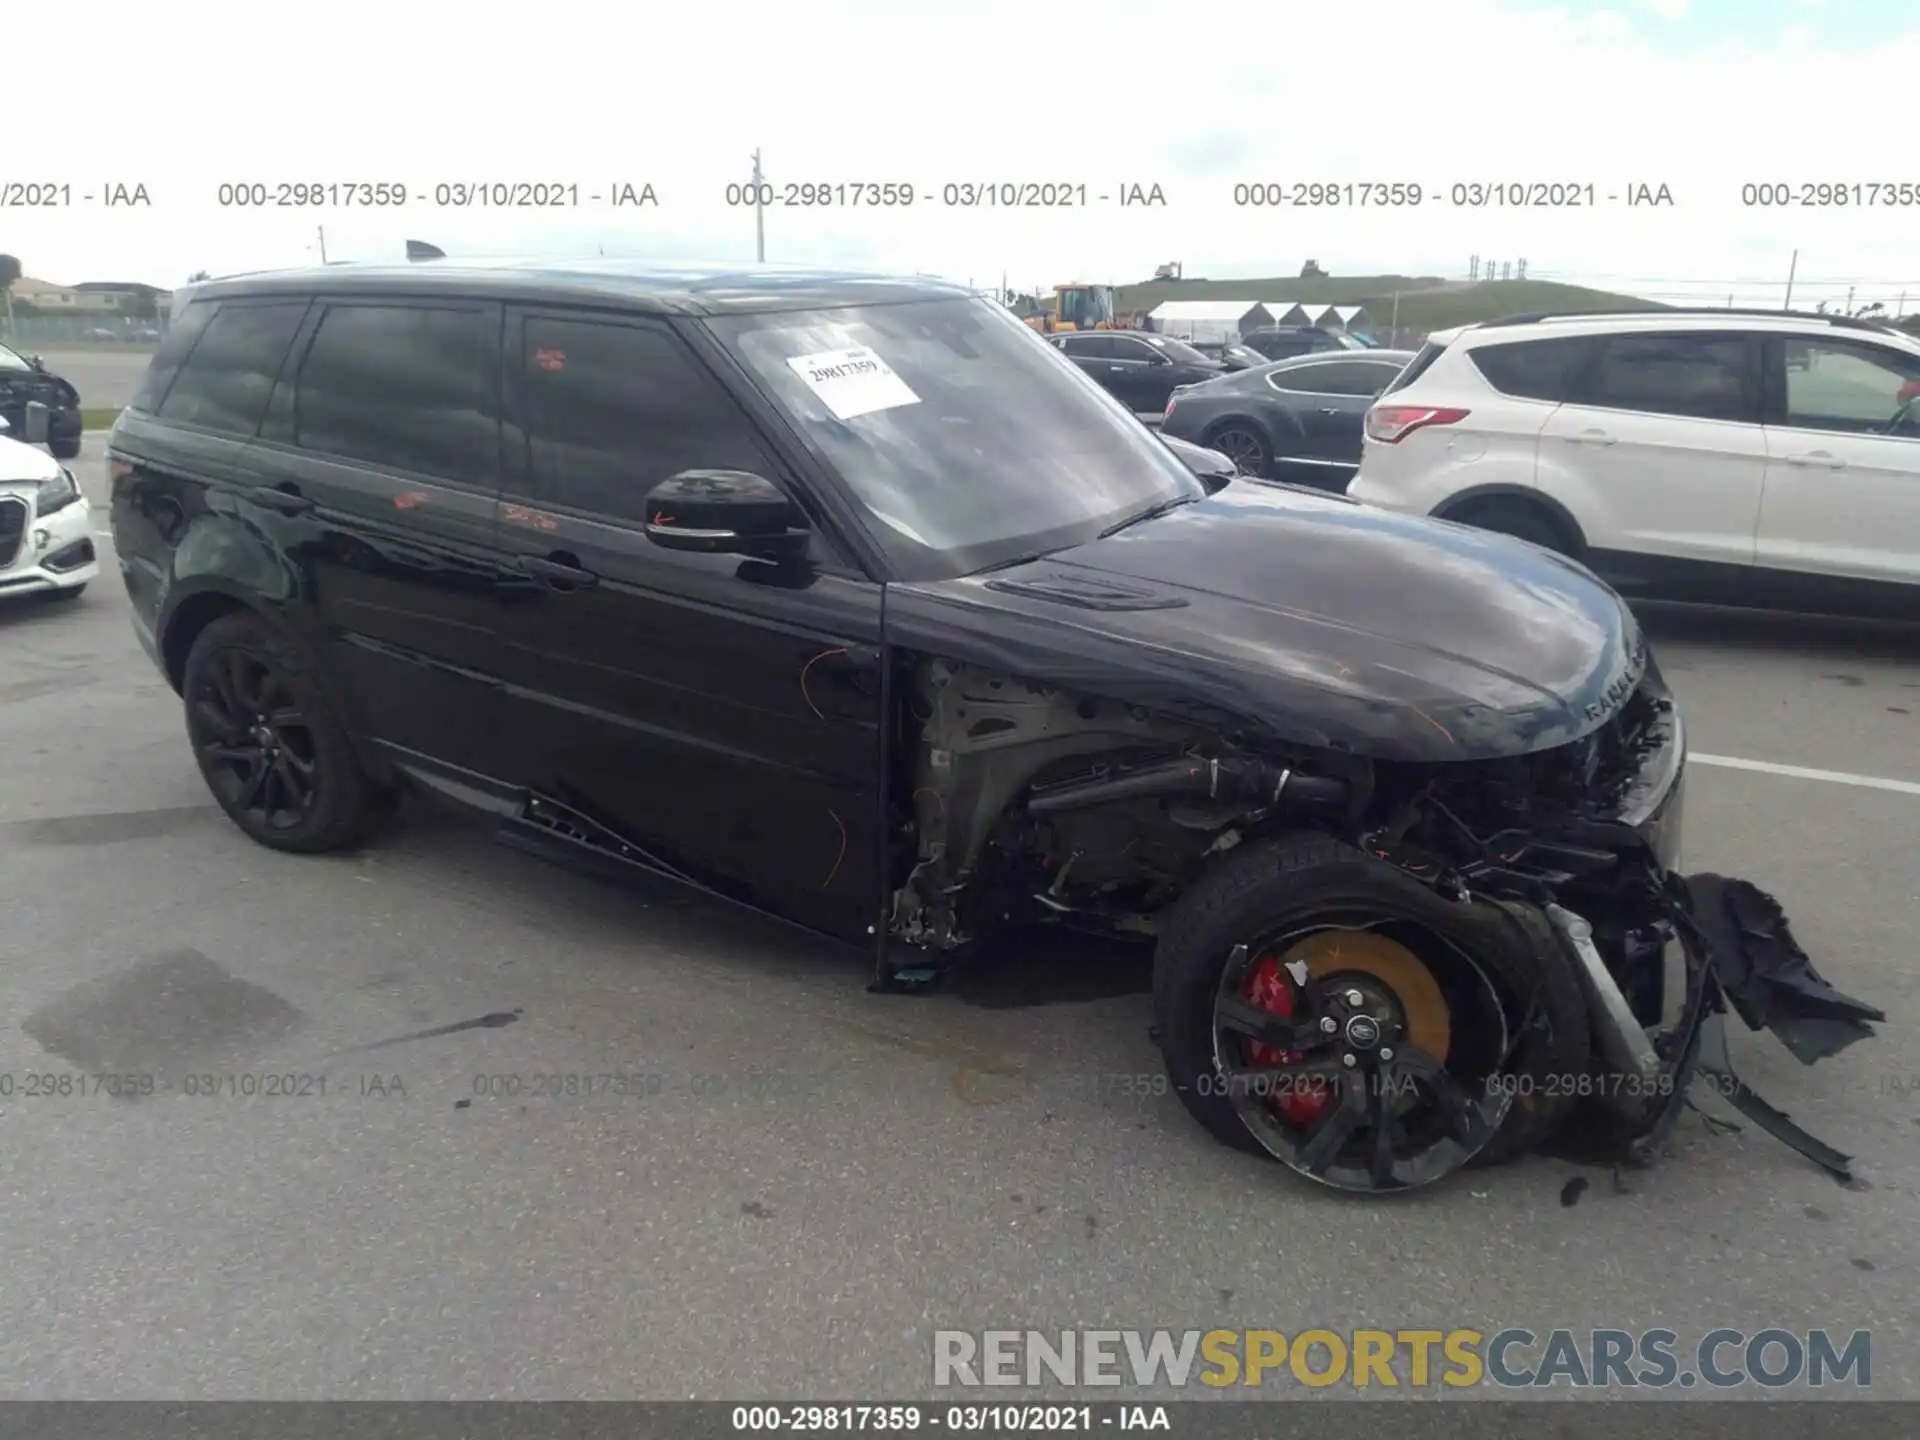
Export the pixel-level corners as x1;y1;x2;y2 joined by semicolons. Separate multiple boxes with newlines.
1693;753;1920;797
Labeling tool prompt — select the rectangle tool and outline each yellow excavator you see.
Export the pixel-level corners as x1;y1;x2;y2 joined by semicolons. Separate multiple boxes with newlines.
1023;283;1121;334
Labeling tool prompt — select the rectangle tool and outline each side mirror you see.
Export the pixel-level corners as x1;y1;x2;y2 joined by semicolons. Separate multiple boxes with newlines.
27;355;45;372
643;469;808;561
23;401;50;445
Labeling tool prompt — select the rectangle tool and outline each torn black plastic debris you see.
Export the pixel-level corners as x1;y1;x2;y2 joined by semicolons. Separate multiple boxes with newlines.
1684;875;1886;1065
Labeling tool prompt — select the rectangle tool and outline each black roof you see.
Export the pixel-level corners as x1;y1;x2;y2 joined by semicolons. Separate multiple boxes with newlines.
191;258;978;316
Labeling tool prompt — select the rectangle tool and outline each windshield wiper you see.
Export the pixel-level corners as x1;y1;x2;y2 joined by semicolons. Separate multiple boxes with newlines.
1098;492;1199;539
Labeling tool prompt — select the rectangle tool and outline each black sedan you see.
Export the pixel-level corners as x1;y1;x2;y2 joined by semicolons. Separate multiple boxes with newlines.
1050;330;1224;418
1189;340;1270;372
1159;349;1413;490
0;343;83;460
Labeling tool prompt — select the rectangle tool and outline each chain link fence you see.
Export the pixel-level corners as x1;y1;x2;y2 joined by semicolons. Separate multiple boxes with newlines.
0;311;172;349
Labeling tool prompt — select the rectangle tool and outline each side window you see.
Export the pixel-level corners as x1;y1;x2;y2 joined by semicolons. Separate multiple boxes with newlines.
293;304;500;483
1577;333;1756;422
1060;335;1098;358
1469;336;1596;402
155;302;307;437
1781;338;1920;436
1073;335;1120;360
130;299;220;414
1113;338;1159;363
1382;339;1448;396
521;316;778;525
1271;359;1391;396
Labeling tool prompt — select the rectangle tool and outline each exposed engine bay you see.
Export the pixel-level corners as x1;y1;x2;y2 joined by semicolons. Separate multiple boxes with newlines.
879;656;1885;1195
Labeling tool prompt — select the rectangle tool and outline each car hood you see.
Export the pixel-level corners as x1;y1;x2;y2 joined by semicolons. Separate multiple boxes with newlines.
0;431;61;485
886;480;1646;763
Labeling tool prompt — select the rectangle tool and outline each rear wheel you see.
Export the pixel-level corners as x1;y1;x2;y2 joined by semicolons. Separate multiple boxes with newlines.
181;611;383;853
1452;499;1573;555
1153;833;1591;1192
1204;424;1271;477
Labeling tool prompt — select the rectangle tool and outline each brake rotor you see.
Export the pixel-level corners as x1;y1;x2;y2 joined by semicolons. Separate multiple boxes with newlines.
1285;929;1453;1062
1240;929;1453;1129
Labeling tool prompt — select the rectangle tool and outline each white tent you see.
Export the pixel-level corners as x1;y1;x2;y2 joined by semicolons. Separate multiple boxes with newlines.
1145;300;1270;342
1258;301;1373;332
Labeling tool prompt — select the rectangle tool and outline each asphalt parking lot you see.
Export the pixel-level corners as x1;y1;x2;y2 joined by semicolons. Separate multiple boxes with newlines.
2;436;1916;1401
23;348;153;415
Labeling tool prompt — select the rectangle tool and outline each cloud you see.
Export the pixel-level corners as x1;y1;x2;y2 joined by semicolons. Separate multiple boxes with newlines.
1635;0;1691;19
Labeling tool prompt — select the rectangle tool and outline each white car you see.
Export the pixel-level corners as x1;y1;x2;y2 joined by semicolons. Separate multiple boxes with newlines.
1348;309;1920;620
0;417;98;602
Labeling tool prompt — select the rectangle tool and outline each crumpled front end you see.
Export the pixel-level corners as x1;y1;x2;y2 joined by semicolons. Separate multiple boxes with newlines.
1367;654;1885;1183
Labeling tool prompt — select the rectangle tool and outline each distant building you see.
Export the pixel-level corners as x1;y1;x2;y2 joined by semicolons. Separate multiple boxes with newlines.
1145;300;1272;342
1257;301;1372;334
9;277;173;315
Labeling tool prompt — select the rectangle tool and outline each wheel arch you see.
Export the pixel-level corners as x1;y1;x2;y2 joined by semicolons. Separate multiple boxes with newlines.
1432;483;1589;555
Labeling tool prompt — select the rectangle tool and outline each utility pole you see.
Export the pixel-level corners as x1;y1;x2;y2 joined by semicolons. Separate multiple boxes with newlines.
1390;290;1401;341
751;149;766;262
317;225;328;264
1845;285;1855;316
1783;249;1798;311
1898;292;1907;319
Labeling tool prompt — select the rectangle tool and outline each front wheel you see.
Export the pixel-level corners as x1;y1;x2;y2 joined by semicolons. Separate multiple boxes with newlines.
1152;833;1591;1193
181;611;383;853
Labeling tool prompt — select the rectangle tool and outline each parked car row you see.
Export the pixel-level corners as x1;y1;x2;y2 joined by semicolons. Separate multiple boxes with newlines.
1080;304;1919;622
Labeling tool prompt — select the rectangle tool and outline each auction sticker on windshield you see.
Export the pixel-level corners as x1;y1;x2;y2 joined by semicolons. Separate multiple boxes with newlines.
786;346;920;420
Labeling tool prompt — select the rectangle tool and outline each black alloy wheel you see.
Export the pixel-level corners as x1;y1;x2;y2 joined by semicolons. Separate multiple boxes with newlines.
181;612;382;852
1205;425;1270;476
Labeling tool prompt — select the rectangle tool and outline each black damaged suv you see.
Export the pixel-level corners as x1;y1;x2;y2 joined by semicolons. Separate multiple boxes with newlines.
0;341;83;459
107;261;1879;1195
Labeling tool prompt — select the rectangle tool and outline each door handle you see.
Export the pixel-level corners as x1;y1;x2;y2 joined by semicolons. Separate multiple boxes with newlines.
518;553;600;589
1318;407;1343;415
1786;451;1846;469
1110;365;1126;372
1565;430;1616;446
248;484;314;515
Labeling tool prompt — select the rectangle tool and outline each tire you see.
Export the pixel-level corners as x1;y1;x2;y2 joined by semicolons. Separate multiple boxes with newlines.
50;437;82;461
1203;422;1272;477
181;610;383;853
1454;499;1572;555
41;584;86;601
1152;832;1591;1187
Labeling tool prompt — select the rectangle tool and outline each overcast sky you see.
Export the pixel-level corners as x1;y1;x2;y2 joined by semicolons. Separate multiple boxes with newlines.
10;0;1917;312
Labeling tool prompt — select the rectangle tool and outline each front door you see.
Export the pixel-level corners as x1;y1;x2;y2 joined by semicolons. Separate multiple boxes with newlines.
489;307;886;940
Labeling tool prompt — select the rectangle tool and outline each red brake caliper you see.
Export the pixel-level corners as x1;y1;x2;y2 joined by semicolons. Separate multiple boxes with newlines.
1243;956;1333;1126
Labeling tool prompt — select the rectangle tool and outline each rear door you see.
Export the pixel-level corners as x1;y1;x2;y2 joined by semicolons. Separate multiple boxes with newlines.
250;297;514;776
489;307;886;940
1754;332;1920;615
1280;357;1410;469
1537;329;1765;600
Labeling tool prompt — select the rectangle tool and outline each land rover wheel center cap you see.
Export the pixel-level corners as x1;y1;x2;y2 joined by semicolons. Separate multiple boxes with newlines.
1344;1014;1382;1050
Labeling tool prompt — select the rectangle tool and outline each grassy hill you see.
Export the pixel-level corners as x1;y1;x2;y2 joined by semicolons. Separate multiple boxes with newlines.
1115;275;1664;334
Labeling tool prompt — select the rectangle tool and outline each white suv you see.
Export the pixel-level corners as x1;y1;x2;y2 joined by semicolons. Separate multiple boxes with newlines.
1348;309;1920;620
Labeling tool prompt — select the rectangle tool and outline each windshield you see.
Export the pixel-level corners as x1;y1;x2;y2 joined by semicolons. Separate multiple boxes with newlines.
0;344;30;372
712;296;1203;579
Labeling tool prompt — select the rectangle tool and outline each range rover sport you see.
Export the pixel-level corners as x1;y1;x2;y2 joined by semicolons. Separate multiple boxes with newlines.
107;261;1881;1195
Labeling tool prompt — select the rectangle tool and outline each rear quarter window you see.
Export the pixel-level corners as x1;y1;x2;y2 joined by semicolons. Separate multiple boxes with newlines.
128;300;219;413
1381;340;1449;395
154;301;309;437
1468;336;1596;402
